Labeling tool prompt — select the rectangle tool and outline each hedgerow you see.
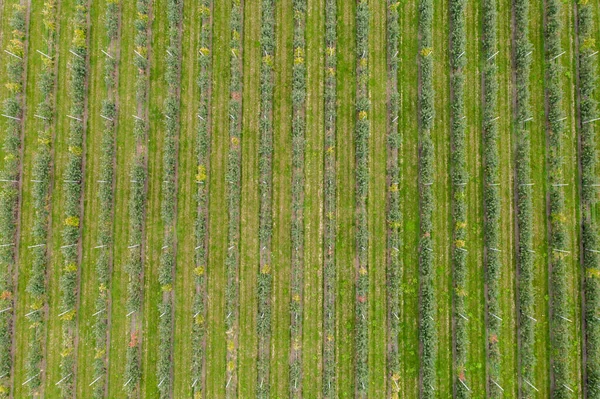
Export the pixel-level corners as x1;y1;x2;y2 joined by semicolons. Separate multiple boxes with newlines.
481;0;502;396
322;0;337;396
577;0;600;395
257;0;275;396
224;0;243;396
156;0;183;396
386;1;401;397
91;1;120;397
58;1;90;396
24;0;58;393
544;0;572;397
418;0;437;396
0;4;27;395
290;0;307;394
449;0;469;397
355;0;369;395
124;0;152;395
513;0;536;396
191;1;213;397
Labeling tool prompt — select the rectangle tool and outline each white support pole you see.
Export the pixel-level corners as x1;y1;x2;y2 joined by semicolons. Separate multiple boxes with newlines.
226;376;232;388
550;51;565;61
487;51;499;61
128;244;140;249
34;114;48;120
25;308;42;317
4;49;22;59
489;248;501;252
94;245;107;249
100;114;113;121
158;377;166;387
124;378;133;387
126;311;135;317
0;307;12;314
58;309;72;317
558;315;573;323
37;50;52;59
101;49;114;59
92;309;105;316
456;247;467;253
524;379;539;392
458;313;469;321
134;50;145;59
89;376;102;386
67;115;82;122
192;378;198;388
459;379;471;392
489;312;503;321
22;374;39;386
132;114;143;121
588;51;598;58
69;50;83;59
526;314;538;322
584;117;600;124
28;243;45;248
491;379;504;392
587;249;600;254
553;248;570;254
0;243;15;247
0;180;16;183
61;243;77;249
562;384;574;393
55;373;72;385
1;114;20;121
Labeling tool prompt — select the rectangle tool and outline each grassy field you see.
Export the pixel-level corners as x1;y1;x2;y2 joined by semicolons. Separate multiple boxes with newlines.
3;0;596;397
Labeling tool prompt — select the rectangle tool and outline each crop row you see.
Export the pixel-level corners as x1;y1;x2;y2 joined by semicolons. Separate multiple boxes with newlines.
577;0;600;395
257;0;275;396
418;0;436;396
24;0;58;393
91;1;120;397
124;0;152;394
191;0;213;397
156;0;183;396
224;0;243;396
0;4;27;396
386;1;401;397
322;0;337;396
354;0;369;395
544;0;572;397
449;0;469;397
58;1;90;395
289;0;307;394
481;0;502;396
513;0;536;396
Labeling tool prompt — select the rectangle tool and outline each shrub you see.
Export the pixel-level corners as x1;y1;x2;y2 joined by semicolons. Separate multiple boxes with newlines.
124;0;151;395
449;0;470;397
191;1;213;397
57;2;90;397
0;5;27;391
289;0;307;394
257;0;276;397
577;0;600;396
322;0;337;396
24;1;58;393
419;0;437;396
